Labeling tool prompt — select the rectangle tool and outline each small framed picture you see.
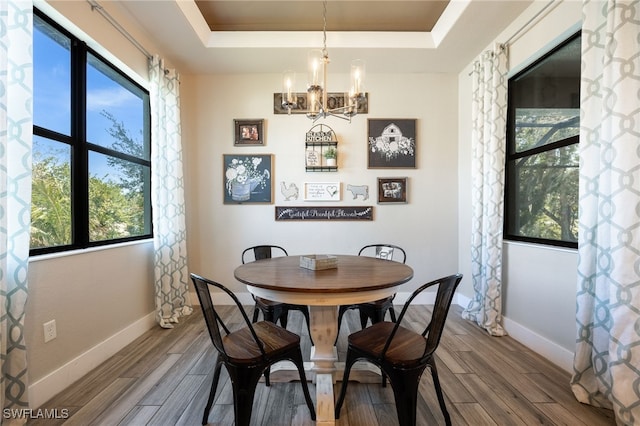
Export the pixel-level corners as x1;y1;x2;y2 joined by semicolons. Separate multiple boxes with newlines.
368;119;416;168
377;177;407;204
234;119;264;146
303;182;341;201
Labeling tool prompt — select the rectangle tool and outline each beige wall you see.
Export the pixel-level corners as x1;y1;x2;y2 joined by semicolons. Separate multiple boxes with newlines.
182;72;461;299
457;0;583;369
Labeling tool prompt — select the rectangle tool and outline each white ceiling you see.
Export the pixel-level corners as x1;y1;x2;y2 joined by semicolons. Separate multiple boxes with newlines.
113;0;533;75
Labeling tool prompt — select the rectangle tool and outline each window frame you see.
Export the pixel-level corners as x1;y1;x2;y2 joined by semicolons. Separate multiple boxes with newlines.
503;31;581;249
31;9;152;256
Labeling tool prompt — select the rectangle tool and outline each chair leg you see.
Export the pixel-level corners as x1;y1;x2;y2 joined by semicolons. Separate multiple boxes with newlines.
252;303;260;323
359;309;370;329
261;306;280;387
335;306;347;345
301;307;314;346
263;307;275;323
370;306;386;324
278;307;289;329
429;359;452;426
202;356;224;425
334;349;359;418
388;305;397;322
385;365;425;426
227;365;263;426
263;365;271;387
291;349;316;420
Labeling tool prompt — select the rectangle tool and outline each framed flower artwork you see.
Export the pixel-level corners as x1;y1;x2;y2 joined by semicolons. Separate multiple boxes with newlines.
223;154;273;204
367;119;416;168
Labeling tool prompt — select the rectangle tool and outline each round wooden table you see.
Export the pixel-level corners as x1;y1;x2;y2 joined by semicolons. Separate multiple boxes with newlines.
234;254;413;425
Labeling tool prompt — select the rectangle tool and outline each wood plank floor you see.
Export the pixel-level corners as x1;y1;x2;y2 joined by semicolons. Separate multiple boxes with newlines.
32;305;616;425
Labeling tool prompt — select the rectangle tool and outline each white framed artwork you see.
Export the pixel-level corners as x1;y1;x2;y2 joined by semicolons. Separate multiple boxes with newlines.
303;182;341;201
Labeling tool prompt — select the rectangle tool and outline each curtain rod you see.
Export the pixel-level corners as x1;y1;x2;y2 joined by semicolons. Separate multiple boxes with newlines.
468;0;561;76
86;0;152;60
503;0;560;46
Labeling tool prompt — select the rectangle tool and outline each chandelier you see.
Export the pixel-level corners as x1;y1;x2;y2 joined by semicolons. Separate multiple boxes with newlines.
281;0;366;122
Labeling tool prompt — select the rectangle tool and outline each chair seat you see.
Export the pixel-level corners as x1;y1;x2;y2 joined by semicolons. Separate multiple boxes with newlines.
348;321;428;368
222;321;301;365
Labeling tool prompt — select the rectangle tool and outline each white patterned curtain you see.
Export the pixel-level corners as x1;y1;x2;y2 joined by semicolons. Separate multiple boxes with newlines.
462;44;508;336
149;56;192;328
0;0;32;412
571;1;640;424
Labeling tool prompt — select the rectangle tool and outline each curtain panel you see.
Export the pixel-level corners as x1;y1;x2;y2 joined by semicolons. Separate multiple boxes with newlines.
571;1;640;424
462;44;508;336
0;0;32;414
149;56;192;328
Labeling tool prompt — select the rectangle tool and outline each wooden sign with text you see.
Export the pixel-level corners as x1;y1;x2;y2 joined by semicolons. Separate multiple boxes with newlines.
275;206;373;221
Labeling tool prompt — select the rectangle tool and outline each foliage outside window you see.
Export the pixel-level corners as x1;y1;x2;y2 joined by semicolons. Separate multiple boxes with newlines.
31;10;151;255
504;32;581;248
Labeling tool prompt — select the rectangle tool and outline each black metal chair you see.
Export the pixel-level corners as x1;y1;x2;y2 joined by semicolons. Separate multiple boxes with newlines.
336;244;406;338
190;273;316;426
335;274;463;426
242;245;312;342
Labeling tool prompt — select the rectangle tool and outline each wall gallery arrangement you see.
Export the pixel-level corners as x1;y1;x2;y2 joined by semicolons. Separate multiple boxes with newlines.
225;118;416;216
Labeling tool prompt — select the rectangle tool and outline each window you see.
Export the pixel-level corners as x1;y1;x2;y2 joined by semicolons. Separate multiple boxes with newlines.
31;10;151;255
504;32;581;248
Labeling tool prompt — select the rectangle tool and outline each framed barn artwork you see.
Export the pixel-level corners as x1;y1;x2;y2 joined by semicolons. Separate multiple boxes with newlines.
368;119;416;168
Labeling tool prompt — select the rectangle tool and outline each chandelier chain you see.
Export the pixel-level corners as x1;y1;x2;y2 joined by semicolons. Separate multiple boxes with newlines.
322;0;328;57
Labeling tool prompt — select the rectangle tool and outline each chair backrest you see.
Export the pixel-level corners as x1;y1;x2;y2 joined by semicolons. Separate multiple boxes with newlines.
358;244;406;264
190;273;267;361
381;274;463;361
241;245;288;264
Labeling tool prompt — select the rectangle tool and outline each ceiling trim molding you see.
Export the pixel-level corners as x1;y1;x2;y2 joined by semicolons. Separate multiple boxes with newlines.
206;31;437;49
175;0;471;50
175;0;211;46
430;0;470;46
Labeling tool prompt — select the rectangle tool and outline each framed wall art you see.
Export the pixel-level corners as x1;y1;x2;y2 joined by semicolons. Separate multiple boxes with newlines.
223;154;273;204
377;177;407;204
303;182;341;201
273;92;369;115
275;206;373;221
234;119;264;146
368;119;416;168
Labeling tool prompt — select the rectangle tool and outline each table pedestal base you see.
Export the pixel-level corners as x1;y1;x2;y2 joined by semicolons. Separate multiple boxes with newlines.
266;360;384;425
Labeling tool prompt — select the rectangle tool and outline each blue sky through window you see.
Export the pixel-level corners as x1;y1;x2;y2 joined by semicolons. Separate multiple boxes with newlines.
34;15;146;182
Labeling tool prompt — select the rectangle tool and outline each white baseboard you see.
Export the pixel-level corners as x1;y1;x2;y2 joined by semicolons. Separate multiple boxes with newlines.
502;316;574;372
28;312;157;409
454;293;573;373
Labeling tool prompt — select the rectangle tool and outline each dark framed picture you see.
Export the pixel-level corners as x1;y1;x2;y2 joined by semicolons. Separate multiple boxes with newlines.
368;119;416;168
377;177;407;204
223;154;273;204
234;119;264;146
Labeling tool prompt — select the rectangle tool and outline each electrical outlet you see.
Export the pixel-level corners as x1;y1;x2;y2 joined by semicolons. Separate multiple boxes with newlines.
43;320;57;343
